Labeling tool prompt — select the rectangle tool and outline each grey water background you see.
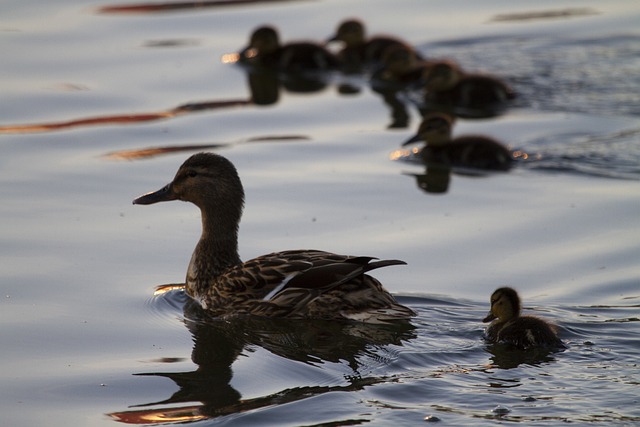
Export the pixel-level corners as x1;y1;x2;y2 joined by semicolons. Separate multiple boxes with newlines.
1;0;639;426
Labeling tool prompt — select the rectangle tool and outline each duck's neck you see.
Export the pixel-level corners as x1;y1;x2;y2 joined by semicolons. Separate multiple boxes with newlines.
186;207;242;302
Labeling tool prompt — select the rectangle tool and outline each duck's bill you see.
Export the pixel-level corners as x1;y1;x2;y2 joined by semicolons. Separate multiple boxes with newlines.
133;183;176;205
401;133;422;146
482;312;496;323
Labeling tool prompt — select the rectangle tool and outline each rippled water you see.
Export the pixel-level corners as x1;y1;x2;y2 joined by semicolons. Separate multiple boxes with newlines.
1;1;639;426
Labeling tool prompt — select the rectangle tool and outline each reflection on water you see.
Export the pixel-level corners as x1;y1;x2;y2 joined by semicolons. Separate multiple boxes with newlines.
103;135;309;160
110;295;415;424
97;0;303;15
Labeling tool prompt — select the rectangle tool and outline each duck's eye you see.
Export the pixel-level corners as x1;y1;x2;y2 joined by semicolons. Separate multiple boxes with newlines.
187;170;198;178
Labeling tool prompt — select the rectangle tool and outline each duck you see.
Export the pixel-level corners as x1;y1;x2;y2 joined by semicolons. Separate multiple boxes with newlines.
403;113;513;171
483;287;564;349
133;153;416;323
371;45;433;91
422;60;515;115
237;25;340;73
327;19;422;71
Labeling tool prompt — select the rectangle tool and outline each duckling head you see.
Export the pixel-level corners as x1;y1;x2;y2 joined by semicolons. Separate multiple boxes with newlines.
402;113;453;147
424;60;462;91
248;26;280;55
483;287;521;323
133;153;245;223
329;19;366;46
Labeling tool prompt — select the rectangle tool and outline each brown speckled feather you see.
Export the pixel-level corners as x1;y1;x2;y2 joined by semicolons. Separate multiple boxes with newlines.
134;154;415;323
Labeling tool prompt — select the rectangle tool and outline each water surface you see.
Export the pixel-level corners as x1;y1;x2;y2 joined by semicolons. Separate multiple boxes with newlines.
1;0;639;426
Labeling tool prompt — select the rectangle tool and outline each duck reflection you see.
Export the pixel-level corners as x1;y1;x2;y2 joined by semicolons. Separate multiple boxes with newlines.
485;342;560;370
370;45;433;128
108;297;415;424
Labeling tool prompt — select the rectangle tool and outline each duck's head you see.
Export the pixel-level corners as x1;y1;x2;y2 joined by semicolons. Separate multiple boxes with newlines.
483;287;521;323
402;113;453;147
133;153;245;219
424;60;462;91
248;26;280;55
328;19;366;46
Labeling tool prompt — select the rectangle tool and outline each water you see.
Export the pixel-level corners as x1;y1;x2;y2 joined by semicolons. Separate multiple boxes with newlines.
1;0;639;426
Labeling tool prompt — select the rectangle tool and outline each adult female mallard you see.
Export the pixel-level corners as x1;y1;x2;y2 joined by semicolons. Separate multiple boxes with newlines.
403;113;514;171
133;153;415;323
483;287;564;349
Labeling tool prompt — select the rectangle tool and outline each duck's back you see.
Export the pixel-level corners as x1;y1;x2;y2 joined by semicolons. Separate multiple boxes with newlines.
421;136;512;171
427;74;515;111
489;316;564;349
203;249;415;322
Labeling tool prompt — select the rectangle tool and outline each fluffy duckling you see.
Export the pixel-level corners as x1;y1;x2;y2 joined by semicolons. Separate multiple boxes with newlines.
423;60;515;114
133;153;415;323
238;26;340;73
327;19;421;71
483;287;564;349
403;113;513;171
372;45;433;91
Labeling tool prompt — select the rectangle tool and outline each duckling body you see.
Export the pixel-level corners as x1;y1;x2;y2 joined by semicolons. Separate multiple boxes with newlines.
239;26;340;73
328;19;421;71
483;287;564;349
134;153;415;323
403;113;513;171
371;45;432;91
423;61;515;115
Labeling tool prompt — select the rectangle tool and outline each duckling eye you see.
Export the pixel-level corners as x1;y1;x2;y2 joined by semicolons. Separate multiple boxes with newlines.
186;170;198;178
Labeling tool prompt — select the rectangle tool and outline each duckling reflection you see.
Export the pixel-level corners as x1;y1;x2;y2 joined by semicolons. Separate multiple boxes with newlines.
109;297;415;424
483;287;565;349
327;18;422;74
403;113;514;171
404;165;452;194
370;45;433;128
421;60;515;118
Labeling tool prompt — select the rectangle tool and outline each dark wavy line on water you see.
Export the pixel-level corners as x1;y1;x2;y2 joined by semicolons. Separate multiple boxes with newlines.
97;0;305;15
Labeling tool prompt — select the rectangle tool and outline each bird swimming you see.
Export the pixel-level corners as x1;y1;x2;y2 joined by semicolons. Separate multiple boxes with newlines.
422;60;515;116
483;287;564;349
403;113;514;171
327;18;421;71
133;153;415;323
237;25;340;73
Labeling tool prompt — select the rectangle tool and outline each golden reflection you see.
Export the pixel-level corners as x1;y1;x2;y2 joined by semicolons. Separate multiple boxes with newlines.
220;52;240;64
110;406;205;424
0;99;251;134
153;283;186;296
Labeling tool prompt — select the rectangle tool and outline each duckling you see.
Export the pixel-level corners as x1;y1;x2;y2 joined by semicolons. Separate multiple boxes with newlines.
403;113;513;171
483;287;564;349
422;60;515;114
238;26;340;73
133;153;416;323
327;19;421;71
371;45;433;91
